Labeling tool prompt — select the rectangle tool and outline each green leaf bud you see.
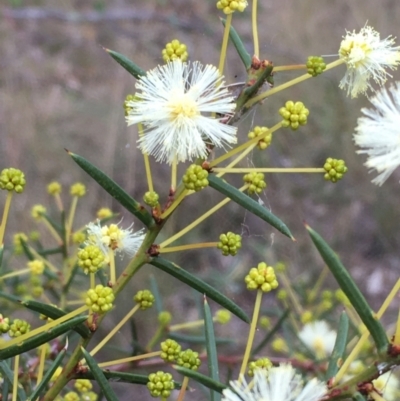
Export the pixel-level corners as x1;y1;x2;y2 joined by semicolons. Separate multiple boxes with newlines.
85;285;115;314
217;232;242;256
144;191;160;207
306;56;326;77
134;289;155;310
244;262;279;292
243;172;267;194
0;168;26;193
323;157;348;183
247;126;272;150
279;101;309;130
162;39;189;63
160;339;182;362
214;309;231;324
147;371;175;398
78;245;107;274
177;349;201;371
182;165;209;192
8;319;31;337
247;357;272;376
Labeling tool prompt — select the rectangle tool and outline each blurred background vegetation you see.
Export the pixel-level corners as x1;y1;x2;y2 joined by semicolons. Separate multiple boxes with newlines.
1;0;400;396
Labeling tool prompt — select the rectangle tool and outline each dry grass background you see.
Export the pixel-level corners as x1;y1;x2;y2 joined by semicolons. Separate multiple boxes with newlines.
1;0;400;398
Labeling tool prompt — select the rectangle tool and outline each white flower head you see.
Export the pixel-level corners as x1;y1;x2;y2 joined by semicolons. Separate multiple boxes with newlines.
338;25;400;98
85;220;145;258
353;82;400;186
222;364;327;401
126;60;237;164
298;320;337;359
373;371;400;401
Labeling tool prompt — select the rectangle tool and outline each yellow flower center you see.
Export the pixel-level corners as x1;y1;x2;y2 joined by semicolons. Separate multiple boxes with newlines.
168;94;199;123
339;38;372;68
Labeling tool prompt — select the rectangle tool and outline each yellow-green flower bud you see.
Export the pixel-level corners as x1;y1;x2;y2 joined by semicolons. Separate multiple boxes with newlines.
28;259;45;275
74;379;93;393
182;165;209;192
32;285;44;298
147;371;175;398
214;309;231;324
143;191;160;207
306;56;326;77
322;290;333;300
259;316;271;329
247;357;272;376
13;232;28;255
277;289;287;300
8;319;30;337
158;311;172;326
72;231;86;244
0;314;10;333
244;262;279;292
216;0;248;14
47;181;62;195
243;172;267;194
162;39;188;63
279;101;309;130
160;339;181;362
335;289;350;306
0;168;26;193
177;349;201;370
300;310;313;324
272;337;289;353
29;230;40;241
81;391;98;401
97;207;113;219
217;232;242;256
275;261;286;273
248;126;272;150
321;299;333;311
134;289;155;310
78;245;106;274
64;391;80;401
323;158;348;183
85;285;115;314
70;182;86;197
31;204;47;220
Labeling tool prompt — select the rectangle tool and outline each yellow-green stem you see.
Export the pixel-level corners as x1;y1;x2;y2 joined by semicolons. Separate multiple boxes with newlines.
273;65;307;72
210;123;282;167
138;123;155;193
42;218;63;245
90;304;140;357
177;376;190;401
160;189;189;220
54;193;64;212
98;350;162;368
13;354;19;401
0;191;13;246
370;391;386;401
109;249;116;284
171;157;177;191
0;267;30;281
66;196;79;247
252;0;259;58
218;14;232;75
307;265;328;303
170;319;207;331
279;271;303;316
239;289;263;377
146;325;166;351
394;307;400;345
29;246;59;273
245;58;345;108
214;168;325;173
159;242;218;253
37;344;47;385
90;273;95;289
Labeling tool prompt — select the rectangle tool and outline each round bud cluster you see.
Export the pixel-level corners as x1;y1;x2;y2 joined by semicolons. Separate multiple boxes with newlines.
31;205;47;220
182;165;209;192
248;126;272;150
247;357;272;376
272;337;289;353
216;0;248;14
74;379;93;393
0;168;26;193
81;391;98;401
335;289;350;306
47;181;62;195
28;259;45;275
160;339;182;362
85;285;115;314
323;158;348;183
214;309;231;324
13;232;28;255
8;319;31;337
243;172;267;194
300;310;313;324
144;191;160;207
64;391;80;401
321;290;333;310
147;371;175;398
217;232;242;256
78;245;106;274
277;289;287;300
306;56;326;77
162;40;188;63
259;316;271;329
124;94;136;116
31;276;44;298
73;231;86;244
158;311;172;326
177;349;201;371
0;314;10;333
30;231;40;241
70;182;86;197
279;101;309;130
97;207;113;219
134;289;155;310
244;262;279;292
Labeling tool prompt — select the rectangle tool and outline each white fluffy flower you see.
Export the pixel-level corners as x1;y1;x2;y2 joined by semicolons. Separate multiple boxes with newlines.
222;364;327;401
298;321;337;359
373;371;400;401
85;220;145;257
338;25;400;98
126;60;237;164
353;82;400;186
